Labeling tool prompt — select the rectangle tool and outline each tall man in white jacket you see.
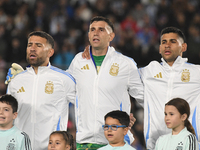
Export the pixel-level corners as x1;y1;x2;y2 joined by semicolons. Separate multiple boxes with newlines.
68;16;144;149
6;31;76;150
140;27;200;149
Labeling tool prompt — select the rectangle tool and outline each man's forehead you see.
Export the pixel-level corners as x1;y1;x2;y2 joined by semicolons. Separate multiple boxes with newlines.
28;36;46;43
90;21;108;28
161;33;178;40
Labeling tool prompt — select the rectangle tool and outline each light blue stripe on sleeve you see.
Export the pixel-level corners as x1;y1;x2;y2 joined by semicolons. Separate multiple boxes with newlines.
124;134;130;144
50;66;76;84
56;117;61;131
76;95;78;133
120;102;130;144
192;107;198;140
146;103;150;147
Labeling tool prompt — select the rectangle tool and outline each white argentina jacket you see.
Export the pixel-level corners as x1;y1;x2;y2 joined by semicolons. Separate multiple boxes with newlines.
68;46;144;145
7;63;76;150
140;56;200;149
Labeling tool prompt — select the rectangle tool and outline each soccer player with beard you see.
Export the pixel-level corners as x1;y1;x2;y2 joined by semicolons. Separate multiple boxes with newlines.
7;31;76;150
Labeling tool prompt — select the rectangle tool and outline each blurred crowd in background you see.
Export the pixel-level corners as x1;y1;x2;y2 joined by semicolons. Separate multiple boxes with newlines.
0;0;200;149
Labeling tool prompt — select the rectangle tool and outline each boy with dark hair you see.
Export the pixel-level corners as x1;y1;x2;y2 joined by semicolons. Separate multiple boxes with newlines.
98;110;136;150
0;94;32;150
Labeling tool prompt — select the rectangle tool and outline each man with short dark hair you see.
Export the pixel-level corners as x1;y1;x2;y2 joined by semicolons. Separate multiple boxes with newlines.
7;31;76;150
140;27;200;149
68;16;144;149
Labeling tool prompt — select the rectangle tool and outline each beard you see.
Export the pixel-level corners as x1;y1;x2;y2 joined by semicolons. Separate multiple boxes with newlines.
26;56;45;67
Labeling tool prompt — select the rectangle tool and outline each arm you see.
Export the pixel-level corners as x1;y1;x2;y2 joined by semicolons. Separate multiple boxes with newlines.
128;59;144;107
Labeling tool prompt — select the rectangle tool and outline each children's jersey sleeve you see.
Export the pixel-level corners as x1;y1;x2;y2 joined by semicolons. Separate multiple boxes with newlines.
184;134;199;150
20;132;32;150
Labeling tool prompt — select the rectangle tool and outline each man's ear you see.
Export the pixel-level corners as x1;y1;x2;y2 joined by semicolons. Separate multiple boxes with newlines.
109;32;115;42
159;45;161;54
181;43;187;53
13;112;18;120
48;48;54;58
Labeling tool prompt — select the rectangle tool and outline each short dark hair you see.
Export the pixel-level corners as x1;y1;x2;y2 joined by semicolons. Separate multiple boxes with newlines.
104;110;129;127
28;31;54;48
161;27;186;43
90;16;114;32
0;94;18;113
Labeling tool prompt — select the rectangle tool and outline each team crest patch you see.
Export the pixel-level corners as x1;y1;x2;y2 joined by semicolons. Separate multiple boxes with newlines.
109;63;119;76
7;138;16;150
45;81;54;94
175;146;183;150
181;69;190;82
6;143;15;150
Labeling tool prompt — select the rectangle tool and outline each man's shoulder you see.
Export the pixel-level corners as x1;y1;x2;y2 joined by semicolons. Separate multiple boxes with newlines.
111;51;138;65
140;60;161;70
49;66;75;82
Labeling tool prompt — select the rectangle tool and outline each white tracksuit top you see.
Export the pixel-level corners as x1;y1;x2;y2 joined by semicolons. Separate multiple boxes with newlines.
68;46;144;145
7;63;76;150
140;56;200;149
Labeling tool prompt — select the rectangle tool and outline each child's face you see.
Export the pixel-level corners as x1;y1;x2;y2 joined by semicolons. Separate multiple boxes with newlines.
0;102;17;130
165;105;186;133
104;117;128;147
48;133;70;150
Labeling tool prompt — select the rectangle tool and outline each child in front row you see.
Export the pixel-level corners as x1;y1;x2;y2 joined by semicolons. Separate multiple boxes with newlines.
0;94;32;150
155;98;199;150
98;110;136;150
48;131;74;150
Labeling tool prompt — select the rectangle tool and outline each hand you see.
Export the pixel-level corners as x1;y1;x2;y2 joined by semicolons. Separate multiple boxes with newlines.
5;63;24;84
82;45;91;60
129;113;136;130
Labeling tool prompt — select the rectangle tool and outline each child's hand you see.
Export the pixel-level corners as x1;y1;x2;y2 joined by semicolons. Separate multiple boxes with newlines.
129;113;136;130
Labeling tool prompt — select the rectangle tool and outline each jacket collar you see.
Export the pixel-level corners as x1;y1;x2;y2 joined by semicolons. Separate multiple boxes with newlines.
161;56;188;69
26;62;51;73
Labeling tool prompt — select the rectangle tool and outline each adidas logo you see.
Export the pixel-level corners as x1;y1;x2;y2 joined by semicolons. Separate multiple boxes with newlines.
154;72;162;78
81;64;89;70
17;87;25;93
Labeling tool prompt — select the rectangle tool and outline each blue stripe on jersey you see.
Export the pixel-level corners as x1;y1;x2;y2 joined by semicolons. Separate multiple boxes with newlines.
192;107;198;140
119;103;130;145
50;66;76;84
76;95;78;133
56;117;61;131
124;134;130;145
90;48;97;68
146;103;150;147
